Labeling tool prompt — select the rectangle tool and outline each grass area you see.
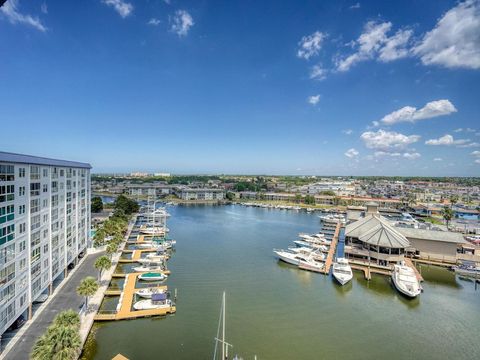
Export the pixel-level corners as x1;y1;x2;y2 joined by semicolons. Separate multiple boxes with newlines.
423;216;444;225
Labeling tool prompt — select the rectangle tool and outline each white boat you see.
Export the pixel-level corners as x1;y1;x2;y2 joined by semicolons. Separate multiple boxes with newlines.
298;257;325;272
133;296;173;310
453;263;480;278
137;256;167;265
140;225;169;235
133;265;165;273
138;272;168;281
135;287;166;299
332;258;353;285
391;263;421;298
293;240;329;252
274;247;324;266
136;242;155;249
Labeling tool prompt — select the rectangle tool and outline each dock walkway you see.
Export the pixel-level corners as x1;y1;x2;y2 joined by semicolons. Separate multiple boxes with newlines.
404;258;424;282
94;273;175;321
322;221;341;274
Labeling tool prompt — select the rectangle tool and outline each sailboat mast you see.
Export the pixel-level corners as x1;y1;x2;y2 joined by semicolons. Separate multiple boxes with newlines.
222;291;226;360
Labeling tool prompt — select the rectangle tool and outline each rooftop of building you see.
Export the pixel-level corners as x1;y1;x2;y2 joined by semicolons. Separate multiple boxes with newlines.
0;151;92;169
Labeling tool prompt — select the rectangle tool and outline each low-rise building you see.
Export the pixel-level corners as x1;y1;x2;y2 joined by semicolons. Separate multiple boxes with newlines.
177;188;225;201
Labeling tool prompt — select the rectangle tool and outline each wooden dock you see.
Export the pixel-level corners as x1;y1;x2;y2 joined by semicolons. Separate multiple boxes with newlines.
322;221;341;274
349;262;392;280
94;273;175;321
404;258;424;282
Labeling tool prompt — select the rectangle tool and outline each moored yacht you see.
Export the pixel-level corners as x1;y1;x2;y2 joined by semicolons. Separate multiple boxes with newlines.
133;293;173;310
133;265;165;273
138;272;168;281
391;263;421;298
135;287;166;299
332;258;353;285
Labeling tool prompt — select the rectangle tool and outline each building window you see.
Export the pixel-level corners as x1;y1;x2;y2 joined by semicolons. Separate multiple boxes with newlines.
30;183;40;196
30;166;40;180
0;185;15;203
19;186;25;196
0;165;15;181
18;167;26;178
42;184;48;193
42;168;48;177
19;204;26;215
30;199;40;214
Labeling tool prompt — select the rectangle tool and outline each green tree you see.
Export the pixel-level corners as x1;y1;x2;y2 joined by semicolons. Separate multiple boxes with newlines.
53;310;80;328
449;195;459;207
91;196;103;213
94;256;112;280
106;242;118;259
225;192;235;201
114;195;139;215
93;228;106;247
294;194;302;203
442;206;454;228
31;310;81;360
304;195;316;205
77;277;99;309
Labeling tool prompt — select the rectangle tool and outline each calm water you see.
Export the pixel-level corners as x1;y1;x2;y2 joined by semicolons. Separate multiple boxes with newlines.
81;205;480;360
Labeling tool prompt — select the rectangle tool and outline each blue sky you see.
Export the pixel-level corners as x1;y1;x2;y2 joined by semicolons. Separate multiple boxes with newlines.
1;0;479;175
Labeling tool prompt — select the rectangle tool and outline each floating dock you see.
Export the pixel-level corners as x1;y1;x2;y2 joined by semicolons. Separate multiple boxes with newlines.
404;258;424;282
95;273;175;321
321;221;341;274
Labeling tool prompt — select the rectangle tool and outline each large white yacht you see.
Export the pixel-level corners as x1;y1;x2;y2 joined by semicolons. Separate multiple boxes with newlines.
273;247;324;266
332;258;353;285
391;263;422;298
133;293;173;310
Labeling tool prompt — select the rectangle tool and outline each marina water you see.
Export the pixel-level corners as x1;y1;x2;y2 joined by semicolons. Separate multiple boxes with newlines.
81;205;480;360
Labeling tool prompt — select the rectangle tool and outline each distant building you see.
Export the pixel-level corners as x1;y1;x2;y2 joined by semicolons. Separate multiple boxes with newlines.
177;188;225;201
126;184;172;197
345;202;476;266
154;173;171;177
129;172;150;177
0;151;91;335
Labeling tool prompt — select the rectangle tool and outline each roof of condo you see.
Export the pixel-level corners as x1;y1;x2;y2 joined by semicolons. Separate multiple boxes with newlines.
0;151;91;169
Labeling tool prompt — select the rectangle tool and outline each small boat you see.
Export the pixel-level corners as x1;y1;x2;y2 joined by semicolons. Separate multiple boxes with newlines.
274;248;324;266
133;265;165;273
298;257;325;272
133;293;173;310
293;240;329;252
391;263;421;298
332;258;353;285
138;272;168;281
453;263;480;279
137;256;167;265
135;287;166;299
136;242;155;249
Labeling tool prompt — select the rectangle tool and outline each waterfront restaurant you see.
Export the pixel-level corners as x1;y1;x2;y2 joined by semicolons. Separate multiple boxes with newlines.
345;202;410;266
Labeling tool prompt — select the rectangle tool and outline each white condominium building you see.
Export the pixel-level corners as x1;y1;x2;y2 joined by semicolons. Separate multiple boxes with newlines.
0;152;91;336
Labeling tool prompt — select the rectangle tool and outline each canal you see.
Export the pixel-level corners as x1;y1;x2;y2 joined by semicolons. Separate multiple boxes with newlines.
81;205;480;360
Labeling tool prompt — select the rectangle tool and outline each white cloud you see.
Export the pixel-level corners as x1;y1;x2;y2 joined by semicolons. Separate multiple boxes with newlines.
335;21;412;71
380;99;457;125
466;128;476;132
297;31;326;60
475;159;480;164
374;151;402;157
458;142;480;148
171;10;194;37
403;152;421;160
413;0;480;69
433;157;443;161
0;0;46;31
41;2;48;14
471;150;480;156
309;64;327;80
345;148;359;158
454;128;464;132
342;129;353;135
350;3;361;9
148;18;161;26
378;29;413;62
425;134;470;146
307;95;321;105
360;129;420;150
102;0;133;18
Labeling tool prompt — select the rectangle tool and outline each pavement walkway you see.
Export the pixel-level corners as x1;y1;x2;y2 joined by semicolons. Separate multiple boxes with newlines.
1;251;104;360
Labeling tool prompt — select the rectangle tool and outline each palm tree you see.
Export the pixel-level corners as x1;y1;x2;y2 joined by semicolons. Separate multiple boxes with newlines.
31;311;81;360
94;256;112;280
53;310;80;328
77;277;99;309
106;242;118;259
93;228;106;247
442;206;454;228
